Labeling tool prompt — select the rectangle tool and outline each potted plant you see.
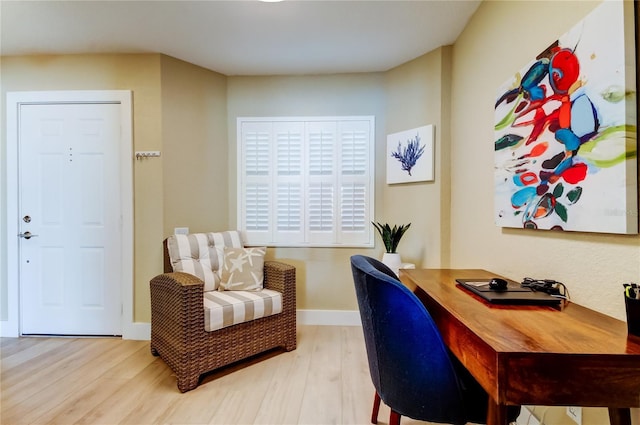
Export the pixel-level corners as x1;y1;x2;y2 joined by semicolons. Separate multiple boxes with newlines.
372;222;411;273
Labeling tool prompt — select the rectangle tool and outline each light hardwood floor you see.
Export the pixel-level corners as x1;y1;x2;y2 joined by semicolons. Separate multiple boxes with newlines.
1;325;436;425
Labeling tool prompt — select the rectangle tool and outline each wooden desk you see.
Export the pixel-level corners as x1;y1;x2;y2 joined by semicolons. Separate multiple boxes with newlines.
399;268;640;425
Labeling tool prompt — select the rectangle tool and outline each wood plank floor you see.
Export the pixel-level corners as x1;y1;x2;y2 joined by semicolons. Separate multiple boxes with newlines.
1;325;437;425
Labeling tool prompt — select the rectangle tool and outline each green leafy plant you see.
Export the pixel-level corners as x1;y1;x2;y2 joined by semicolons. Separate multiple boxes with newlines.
372;222;411;253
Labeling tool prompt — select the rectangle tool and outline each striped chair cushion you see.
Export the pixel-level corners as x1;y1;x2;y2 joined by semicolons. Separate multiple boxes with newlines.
203;289;283;332
167;231;243;291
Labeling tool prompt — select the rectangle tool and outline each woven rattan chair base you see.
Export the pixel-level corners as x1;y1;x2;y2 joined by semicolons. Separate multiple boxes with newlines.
150;260;297;392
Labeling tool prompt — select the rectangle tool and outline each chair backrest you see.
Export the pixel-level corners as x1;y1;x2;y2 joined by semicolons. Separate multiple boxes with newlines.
165;231;244;291
350;255;467;424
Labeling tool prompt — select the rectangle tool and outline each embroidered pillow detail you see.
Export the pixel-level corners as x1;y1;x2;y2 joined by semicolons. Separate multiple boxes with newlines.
217;246;266;291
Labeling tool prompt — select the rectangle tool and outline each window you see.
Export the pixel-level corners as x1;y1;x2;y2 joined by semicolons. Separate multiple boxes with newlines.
238;116;375;247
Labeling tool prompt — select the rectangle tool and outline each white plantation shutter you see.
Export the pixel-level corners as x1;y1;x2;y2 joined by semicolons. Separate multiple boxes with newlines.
276;124;303;176
240;122;273;244
308;182;335;245
308;183;334;231
238;117;374;247
340;123;368;176
308;123;335;176
245;128;270;176
341;183;366;231
277;183;302;231
307;122;336;244
245;183;270;231
274;123;304;242
339;121;370;244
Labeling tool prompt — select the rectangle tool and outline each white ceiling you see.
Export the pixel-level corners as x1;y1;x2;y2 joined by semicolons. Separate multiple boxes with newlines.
0;0;481;76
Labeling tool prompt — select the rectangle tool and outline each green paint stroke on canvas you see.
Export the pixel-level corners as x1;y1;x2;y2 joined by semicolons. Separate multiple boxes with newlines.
494;95;522;131
578;125;637;168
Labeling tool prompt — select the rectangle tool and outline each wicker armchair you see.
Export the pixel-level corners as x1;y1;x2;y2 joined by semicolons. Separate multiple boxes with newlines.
150;239;297;392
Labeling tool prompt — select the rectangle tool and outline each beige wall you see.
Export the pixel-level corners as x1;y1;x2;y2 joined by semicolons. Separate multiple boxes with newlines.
224;57;451;311
450;5;639;421
450;0;639;321
0;56;401;321
0;54;227;322
2;0;637;323
384;46;452;269
0;54;164;322
160;55;228;236
226;74;387;310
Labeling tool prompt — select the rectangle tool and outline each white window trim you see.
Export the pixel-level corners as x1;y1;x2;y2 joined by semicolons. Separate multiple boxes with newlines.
237;116;375;248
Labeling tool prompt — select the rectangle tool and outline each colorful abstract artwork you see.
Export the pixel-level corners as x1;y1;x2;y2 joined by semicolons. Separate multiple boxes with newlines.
387;124;434;184
494;1;637;234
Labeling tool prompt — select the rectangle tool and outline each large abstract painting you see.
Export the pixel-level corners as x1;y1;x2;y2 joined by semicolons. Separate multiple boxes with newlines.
494;1;637;234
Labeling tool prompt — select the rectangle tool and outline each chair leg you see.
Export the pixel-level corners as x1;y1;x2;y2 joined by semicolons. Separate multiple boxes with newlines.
371;392;381;424
390;410;401;425
177;374;200;393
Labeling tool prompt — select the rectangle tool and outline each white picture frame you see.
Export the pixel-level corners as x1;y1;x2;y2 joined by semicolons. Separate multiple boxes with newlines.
386;124;434;184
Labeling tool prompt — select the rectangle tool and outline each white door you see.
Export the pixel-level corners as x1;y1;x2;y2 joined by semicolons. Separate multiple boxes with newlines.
19;103;122;335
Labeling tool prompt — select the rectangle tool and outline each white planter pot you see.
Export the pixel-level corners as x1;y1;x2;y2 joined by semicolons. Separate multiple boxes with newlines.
381;252;402;275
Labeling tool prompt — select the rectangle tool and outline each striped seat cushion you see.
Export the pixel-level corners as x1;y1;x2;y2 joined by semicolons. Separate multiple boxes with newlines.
167;231;243;291
203;289;283;332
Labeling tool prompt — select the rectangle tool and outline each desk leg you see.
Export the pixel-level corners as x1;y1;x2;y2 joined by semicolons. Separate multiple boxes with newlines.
487;398;509;425
608;408;631;425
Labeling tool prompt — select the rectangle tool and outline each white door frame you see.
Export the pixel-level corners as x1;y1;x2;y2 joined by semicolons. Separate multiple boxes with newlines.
4;90;136;338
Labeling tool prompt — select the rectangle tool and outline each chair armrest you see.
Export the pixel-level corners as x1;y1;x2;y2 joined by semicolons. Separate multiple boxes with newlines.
263;261;296;314
150;272;206;337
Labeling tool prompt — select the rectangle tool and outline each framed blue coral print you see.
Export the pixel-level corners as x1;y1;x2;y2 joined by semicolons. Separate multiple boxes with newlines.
386;124;434;184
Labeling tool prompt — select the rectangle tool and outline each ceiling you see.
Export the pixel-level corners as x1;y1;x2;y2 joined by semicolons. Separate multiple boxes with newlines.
0;0;481;76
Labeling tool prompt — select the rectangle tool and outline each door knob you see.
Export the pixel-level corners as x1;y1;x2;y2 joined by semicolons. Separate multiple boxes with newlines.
18;231;38;239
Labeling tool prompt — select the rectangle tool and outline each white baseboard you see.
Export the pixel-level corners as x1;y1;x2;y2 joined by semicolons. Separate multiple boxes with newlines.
1;320;19;337
122;310;361;340
0;320;151;340
122;322;151;340
297;309;361;326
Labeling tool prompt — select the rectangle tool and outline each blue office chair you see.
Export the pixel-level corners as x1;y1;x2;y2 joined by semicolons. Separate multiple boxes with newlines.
350;255;520;425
